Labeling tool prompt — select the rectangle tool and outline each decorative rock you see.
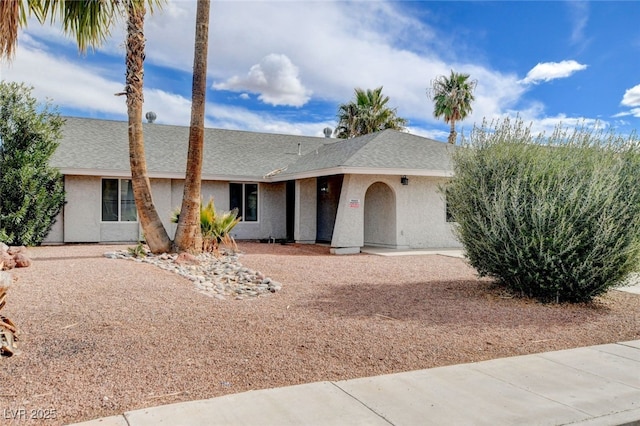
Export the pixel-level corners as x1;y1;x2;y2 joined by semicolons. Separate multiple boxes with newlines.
108;247;282;300
0;271;12;287
0;245;32;271
7;246;27;256
13;254;31;268
0;251;15;271
175;252;200;265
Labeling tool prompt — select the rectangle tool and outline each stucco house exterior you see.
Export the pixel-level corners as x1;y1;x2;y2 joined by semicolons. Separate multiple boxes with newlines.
45;116;461;254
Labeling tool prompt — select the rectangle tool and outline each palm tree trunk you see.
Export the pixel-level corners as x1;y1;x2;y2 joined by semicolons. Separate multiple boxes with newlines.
125;0;172;253
448;120;457;144
173;0;210;253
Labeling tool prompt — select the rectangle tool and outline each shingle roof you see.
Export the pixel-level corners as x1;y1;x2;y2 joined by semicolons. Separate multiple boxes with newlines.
51;117;453;181
52;117;328;180
279;130;454;177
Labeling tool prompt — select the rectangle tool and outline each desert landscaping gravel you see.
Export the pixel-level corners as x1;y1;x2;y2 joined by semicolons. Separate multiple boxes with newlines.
1;242;639;425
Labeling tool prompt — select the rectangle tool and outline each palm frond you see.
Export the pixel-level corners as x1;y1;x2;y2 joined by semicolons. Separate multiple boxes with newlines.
0;0;26;59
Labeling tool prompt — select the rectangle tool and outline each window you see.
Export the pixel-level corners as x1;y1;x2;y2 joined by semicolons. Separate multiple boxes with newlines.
102;179;137;222
230;183;258;222
446;202;455;223
444;186;455;223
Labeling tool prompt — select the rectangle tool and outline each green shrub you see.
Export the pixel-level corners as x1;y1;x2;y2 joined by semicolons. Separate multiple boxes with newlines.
0;82;65;246
127;241;147;258
171;197;240;252
446;118;640;303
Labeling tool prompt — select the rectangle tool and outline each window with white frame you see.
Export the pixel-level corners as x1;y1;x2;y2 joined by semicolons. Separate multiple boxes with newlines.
102;178;137;222
229;183;258;222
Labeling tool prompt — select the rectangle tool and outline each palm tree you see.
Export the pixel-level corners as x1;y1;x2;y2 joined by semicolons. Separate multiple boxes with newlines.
123;0;172;253
335;86;407;139
173;0;209;253
0;0;174;253
428;70;477;144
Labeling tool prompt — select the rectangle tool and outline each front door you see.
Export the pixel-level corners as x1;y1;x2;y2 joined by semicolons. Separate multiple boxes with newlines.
316;175;343;243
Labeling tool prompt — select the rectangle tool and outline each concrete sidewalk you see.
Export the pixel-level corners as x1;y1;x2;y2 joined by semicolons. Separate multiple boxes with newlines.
72;340;640;426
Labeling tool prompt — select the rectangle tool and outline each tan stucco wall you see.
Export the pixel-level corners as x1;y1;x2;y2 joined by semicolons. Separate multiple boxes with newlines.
400;176;459;248
171;180;286;241
330;174;460;251
295;178;317;243
55;177;288;244
63;176;163;243
51;174;459;249
43;211;64;244
150;178;173;239
63;175;101;242
168;180;229;239
331;174;364;249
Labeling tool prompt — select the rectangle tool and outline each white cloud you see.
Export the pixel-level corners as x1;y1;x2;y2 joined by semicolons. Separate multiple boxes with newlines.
11;1;544;135
213;54;312;107
567;2;589;47
8;1;619;140
614;108;640;119
1;42;126;115
629;108;640;118
621;83;640;107
528;114;603;135
207;103;334;137
521;60;588;84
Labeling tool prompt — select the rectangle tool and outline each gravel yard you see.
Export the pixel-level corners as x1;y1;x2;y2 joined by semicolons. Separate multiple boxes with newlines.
1;242;639;425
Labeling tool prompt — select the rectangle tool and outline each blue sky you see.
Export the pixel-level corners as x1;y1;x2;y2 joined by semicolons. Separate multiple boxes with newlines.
2;1;639;141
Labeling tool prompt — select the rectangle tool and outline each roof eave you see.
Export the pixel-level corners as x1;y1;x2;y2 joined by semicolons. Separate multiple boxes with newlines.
269;167;453;182
58;168;270;183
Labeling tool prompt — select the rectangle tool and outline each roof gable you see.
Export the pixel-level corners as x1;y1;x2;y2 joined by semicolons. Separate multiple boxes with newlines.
280;130;453;177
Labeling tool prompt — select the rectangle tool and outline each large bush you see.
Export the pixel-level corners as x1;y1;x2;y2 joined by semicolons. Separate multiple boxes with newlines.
0;82;65;246
446;119;640;303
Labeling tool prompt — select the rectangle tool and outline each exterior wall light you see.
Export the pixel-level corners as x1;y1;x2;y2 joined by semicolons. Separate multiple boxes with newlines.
401;175;409;186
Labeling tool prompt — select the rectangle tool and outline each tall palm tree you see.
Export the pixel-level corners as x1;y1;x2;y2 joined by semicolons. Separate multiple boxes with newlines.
428;70;477;144
0;0;173;253
123;0;172;253
335;86;407;139
173;0;210;253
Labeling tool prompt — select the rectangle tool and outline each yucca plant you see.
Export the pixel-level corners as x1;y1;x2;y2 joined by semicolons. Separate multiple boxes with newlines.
171;197;240;253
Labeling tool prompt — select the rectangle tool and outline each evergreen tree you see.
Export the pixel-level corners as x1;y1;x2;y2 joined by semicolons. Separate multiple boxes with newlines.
0;82;65;245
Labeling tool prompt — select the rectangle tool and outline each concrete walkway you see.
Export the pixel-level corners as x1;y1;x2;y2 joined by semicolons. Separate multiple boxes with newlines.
360;247;466;258
72;340;640;426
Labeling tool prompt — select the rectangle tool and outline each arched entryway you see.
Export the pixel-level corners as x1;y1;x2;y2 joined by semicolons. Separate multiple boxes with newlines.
364;182;396;247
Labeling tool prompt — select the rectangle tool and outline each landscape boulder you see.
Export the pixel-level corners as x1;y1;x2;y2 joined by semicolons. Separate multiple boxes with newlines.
0;245;31;270
0;271;20;357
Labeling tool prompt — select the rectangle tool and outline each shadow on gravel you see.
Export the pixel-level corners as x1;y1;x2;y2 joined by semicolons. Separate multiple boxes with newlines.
303;279;611;327
238;243;332;257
